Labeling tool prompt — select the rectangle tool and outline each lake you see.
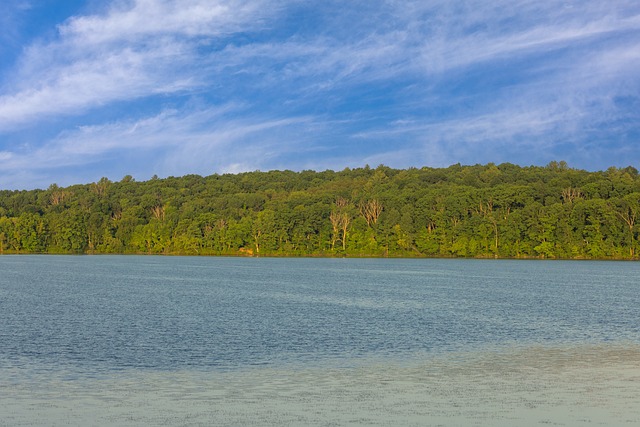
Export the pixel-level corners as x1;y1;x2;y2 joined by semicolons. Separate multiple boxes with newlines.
1;256;639;425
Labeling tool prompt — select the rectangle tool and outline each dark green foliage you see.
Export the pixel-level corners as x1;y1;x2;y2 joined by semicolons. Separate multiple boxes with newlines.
1;164;639;258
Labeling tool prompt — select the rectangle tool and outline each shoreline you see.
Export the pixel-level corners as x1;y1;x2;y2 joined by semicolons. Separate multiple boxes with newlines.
1;251;639;261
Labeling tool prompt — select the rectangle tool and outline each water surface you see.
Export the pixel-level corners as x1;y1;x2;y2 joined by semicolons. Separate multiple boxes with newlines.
1;256;639;425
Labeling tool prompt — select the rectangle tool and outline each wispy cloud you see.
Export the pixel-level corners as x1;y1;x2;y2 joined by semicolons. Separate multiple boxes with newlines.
59;0;275;43
0;41;197;130
406;1;640;73
0;0;639;188
0;0;284;130
0;106;319;187
348;27;640;168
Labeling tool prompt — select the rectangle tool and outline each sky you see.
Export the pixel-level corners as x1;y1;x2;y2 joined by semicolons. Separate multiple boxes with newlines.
0;0;639;189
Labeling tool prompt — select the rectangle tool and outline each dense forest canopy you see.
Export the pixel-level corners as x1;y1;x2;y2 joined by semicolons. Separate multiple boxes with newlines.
1;162;639;259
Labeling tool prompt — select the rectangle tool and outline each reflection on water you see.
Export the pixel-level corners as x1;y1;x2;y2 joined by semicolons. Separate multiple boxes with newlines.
2;343;640;426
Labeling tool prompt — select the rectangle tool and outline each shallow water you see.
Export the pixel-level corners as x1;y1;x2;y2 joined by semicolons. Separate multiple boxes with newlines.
1;256;639;425
3;344;639;426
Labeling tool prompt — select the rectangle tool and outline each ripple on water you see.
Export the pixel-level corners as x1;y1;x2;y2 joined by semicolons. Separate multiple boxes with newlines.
2;257;640;425
1;343;640;426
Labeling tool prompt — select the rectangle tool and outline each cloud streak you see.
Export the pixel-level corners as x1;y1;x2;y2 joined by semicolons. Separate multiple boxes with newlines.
0;105;320;186
0;0;639;188
59;0;273;43
0;0;283;130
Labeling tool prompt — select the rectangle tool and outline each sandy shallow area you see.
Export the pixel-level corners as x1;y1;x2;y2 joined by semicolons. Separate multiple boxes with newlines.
2;343;640;426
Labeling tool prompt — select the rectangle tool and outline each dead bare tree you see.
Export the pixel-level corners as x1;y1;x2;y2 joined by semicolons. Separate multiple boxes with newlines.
329;210;341;250
151;205;165;221
330;198;353;250
339;212;350;251
359;199;383;227
562;187;583;204
615;202;638;257
49;184;69;206
335;196;349;210
91;177;111;197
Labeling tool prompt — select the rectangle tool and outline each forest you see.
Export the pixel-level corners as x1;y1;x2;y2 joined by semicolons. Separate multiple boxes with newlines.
1;162;639;259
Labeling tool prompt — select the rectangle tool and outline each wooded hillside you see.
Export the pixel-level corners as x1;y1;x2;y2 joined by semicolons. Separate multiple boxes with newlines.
1;162;639;258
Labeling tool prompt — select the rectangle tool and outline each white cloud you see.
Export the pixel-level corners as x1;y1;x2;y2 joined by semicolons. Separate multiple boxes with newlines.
3;0;637;130
336;0;640;166
0;0;284;131
1;0;639;188
349;32;640;167
0;106;317;185
0;41;197;130
395;0;640;76
58;0;272;44
199;0;640;98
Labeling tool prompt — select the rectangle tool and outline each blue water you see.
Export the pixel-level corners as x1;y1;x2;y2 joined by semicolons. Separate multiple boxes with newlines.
0;256;639;376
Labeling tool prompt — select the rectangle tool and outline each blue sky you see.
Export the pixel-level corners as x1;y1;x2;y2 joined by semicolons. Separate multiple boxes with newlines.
1;0;639;189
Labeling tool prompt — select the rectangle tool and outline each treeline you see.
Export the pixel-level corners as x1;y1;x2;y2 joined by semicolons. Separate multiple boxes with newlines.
1;162;639;259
